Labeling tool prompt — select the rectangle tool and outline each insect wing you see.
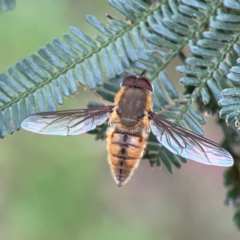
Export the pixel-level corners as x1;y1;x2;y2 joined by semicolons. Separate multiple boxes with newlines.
21;106;112;136
149;112;233;167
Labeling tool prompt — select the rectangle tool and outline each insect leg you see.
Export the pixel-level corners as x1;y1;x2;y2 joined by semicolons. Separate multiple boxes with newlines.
155;100;186;115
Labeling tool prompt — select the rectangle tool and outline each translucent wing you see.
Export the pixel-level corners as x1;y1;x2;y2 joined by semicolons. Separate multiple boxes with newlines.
149;112;233;167
21;106;113;136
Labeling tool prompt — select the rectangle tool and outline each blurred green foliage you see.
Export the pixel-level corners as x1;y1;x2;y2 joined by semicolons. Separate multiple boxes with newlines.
0;1;239;240
0;0;15;12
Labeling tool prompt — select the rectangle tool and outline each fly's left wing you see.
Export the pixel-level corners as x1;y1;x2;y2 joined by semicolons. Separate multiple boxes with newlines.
149;111;233;167
21;106;113;136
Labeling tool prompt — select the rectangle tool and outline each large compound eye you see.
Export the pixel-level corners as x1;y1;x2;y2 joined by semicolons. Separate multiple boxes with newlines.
135;77;153;92
121;76;137;88
121;75;153;92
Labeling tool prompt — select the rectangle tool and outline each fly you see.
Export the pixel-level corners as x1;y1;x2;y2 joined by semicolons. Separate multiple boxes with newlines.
21;70;233;187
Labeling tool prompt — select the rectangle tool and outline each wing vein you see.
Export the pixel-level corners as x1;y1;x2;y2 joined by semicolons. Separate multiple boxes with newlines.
149;111;233;167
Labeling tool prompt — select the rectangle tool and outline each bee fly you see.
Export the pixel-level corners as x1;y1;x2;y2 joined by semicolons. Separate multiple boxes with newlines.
21;70;233;187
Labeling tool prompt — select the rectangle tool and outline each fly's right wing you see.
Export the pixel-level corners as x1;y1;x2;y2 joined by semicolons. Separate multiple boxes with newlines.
149;111;233;167
21;106;113;136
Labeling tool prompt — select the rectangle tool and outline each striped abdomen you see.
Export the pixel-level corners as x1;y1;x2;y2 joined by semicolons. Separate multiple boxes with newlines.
106;126;149;187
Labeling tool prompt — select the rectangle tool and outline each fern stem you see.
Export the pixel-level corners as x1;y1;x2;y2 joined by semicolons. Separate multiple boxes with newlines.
172;1;236;124
150;0;224;80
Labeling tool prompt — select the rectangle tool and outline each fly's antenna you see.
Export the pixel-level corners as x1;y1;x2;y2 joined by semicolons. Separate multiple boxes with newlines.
134;69;147;87
140;69;147;77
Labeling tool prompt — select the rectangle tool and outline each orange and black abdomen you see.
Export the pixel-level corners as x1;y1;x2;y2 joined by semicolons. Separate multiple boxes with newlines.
106;126;148;186
107;86;153;186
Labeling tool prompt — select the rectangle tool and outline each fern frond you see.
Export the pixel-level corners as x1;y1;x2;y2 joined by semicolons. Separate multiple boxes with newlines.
219;44;240;127
0;0;232;170
0;0;238;185
1;0;239;224
107;0;233;132
0;0;194;137
174;1;240;227
0;0;157;137
88;69;205;171
0;0;15;12
177;0;240;114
